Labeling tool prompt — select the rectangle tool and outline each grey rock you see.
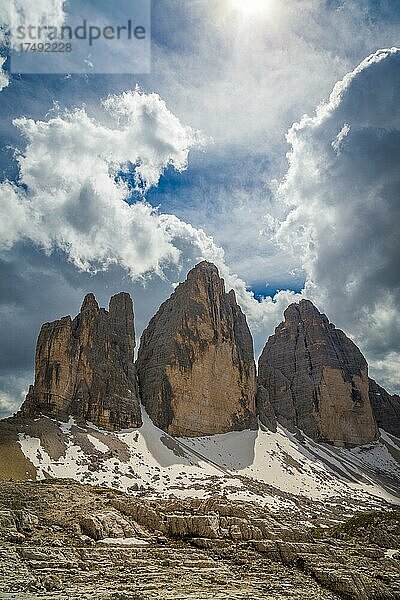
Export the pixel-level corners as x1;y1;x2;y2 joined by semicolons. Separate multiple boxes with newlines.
79;510;146;541
369;378;400;438
257;300;378;446
0;480;398;600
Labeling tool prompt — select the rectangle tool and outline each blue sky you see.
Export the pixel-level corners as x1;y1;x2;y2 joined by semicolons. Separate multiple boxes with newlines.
0;0;399;415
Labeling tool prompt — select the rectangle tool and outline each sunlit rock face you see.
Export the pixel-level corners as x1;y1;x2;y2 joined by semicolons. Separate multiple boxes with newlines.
137;261;257;436
21;292;142;431
257;300;378;447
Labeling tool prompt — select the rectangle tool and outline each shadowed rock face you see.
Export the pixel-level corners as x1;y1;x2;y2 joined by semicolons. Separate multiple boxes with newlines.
20;292;142;431
257;300;378;447
369;378;400;438
137;261;257;436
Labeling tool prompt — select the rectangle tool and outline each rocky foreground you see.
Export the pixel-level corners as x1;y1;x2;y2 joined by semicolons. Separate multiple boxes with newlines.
0;480;399;600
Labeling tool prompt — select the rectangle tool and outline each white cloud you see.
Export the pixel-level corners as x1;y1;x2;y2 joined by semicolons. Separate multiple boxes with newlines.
2;43;399;407
2;0;67;45
0;390;20;418
0;374;28;419
0;389;22;416
143;211;302;355
0;89;206;278
148;1;400;288
277;47;400;392
0;55;9;91
154;1;400;153
0;84;299;362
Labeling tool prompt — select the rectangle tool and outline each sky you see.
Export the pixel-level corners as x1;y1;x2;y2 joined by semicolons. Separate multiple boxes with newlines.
0;0;399;417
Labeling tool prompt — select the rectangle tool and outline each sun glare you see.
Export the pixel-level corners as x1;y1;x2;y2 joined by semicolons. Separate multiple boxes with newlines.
231;0;268;15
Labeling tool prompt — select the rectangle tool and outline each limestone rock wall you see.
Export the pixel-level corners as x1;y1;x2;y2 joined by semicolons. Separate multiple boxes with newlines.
137;261;257;436
21;292;141;430
257;300;378;446
369;378;400;438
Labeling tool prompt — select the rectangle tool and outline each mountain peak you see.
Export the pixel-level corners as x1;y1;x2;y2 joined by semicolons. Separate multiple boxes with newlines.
258;299;377;447
137;262;256;436
190;260;219;274
21;292;141;431
284;299;329;323
81;293;99;312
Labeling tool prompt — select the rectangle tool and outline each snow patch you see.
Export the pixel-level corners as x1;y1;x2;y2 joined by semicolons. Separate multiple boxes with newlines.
87;435;109;453
16;414;400;512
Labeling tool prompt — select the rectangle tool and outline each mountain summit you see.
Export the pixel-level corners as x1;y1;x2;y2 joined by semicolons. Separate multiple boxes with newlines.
21;292;141;431
0;262;399;535
257;299;378;446
137;261;257;436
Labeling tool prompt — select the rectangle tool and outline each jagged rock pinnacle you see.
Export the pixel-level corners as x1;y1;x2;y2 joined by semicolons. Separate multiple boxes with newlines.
21;292;141;431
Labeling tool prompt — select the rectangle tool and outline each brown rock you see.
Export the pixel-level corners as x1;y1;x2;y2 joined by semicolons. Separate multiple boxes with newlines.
369;378;400;438
257;300;378;446
20;292;141;431
137;261;257;436
79;511;148;541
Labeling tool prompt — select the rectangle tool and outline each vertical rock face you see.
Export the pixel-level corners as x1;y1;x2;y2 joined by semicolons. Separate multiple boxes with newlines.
21;293;142;431
257;300;378;446
137;261;257;436
369;378;400;438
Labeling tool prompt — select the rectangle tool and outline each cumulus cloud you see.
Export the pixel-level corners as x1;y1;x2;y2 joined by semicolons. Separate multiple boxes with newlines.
0;391;20;419
156;212;303;353
0;89;206;277
1;0;66;45
147;0;400;290
0;83;299;398
277;48;400;392
153;1;400;154
0;374;29;419
2;40;399;414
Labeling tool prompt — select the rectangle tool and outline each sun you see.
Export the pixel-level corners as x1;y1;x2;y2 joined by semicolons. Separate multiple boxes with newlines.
231;0;268;14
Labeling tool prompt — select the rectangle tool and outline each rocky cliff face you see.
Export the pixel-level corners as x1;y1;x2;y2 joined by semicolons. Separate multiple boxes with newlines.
257;300;378;446
21;293;141;431
137;261;256;436
369;378;400;438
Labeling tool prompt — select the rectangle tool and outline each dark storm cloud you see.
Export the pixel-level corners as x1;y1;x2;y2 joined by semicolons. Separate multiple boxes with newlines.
278;48;400;391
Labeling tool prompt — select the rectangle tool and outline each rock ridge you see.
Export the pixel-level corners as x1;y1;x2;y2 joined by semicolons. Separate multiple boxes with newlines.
13;264;398;445
369;378;400;438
